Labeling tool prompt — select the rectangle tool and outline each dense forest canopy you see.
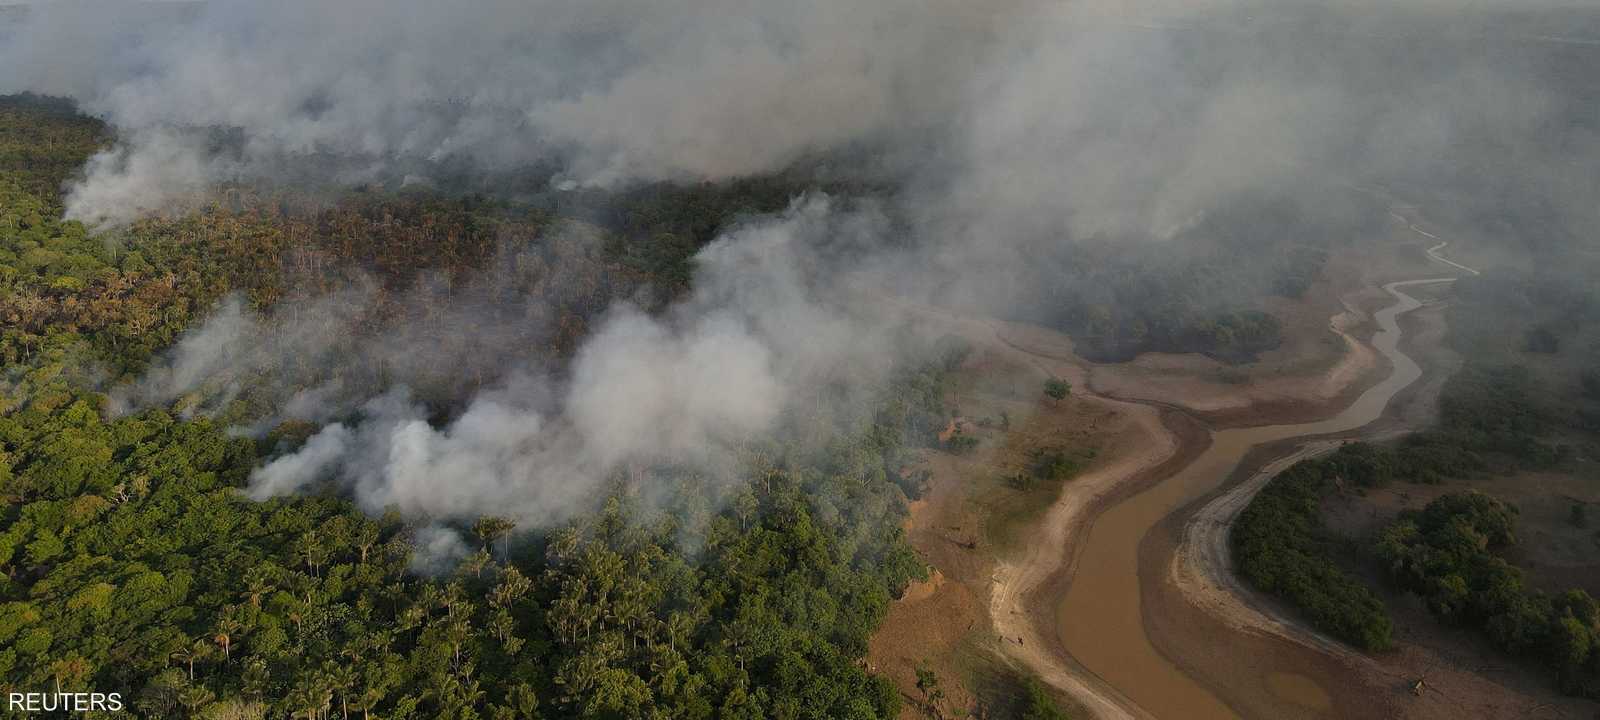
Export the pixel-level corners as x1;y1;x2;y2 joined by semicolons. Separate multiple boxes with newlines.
0;94;956;719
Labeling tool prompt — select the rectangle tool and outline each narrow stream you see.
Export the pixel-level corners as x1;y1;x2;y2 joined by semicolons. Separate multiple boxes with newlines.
1055;278;1453;719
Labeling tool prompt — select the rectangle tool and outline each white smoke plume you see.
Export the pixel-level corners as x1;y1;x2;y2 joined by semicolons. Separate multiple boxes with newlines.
234;196;898;526
109;282;377;417
407;525;472;575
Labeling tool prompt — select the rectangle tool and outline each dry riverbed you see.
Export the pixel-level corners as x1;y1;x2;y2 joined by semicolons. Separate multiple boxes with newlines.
866;225;1589;719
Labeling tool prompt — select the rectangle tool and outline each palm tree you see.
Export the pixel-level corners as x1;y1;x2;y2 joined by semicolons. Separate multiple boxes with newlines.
487;567;531;610
666;611;694;653
240;567;277;608
462;548;491;579
176;684;216;716
215;615;243;661
353;663;395;720
284;595;308;635
297;530;331;578
444;617;473;669
440;581;466;619
285;570;319;605
176;685;215;718
723;621;753;673
354;523;380;564
326;663;358;720
416;583;442;620
171;639;210;681
241;659;271;701
471;516;517;561
287;682;320;720
213;631;232;662
384;581;409;617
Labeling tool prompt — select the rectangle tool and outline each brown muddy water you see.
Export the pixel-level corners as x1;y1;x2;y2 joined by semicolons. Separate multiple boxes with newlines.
1056;279;1452;719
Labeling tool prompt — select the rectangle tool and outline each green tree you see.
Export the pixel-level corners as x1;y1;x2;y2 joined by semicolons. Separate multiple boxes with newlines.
471;516;517;562
1020;676;1069;720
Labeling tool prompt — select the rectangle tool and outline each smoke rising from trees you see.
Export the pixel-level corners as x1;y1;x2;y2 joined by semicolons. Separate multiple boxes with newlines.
131;195;902;529
4;0;1597;531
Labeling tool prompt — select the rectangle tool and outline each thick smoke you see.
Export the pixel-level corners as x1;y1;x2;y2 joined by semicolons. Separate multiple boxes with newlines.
406;524;472;575
910;3;1594;294
183;196;901;526
5;1;1591;239
0;0;993;224
6;0;1598;535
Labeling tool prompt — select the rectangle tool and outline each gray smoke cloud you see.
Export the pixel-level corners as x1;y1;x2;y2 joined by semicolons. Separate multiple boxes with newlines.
873;0;1600;320
406;524;472;575
0;0;995;224
188;196;904;526
5;0;1592;239
7;0;1598;531
109;284;373;417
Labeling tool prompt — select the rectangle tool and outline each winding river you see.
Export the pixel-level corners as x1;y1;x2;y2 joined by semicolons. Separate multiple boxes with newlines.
1055;277;1457;719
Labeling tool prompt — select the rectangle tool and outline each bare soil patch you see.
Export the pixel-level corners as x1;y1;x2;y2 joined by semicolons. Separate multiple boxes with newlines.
867;340;1125;719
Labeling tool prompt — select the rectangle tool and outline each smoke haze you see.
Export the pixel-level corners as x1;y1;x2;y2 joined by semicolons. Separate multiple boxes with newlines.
132;195;903;527
0;0;995;223
5;0;1598;531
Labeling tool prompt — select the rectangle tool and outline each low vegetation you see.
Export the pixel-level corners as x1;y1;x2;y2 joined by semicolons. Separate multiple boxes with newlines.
1019;676;1071;720
1007;447;1095;492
